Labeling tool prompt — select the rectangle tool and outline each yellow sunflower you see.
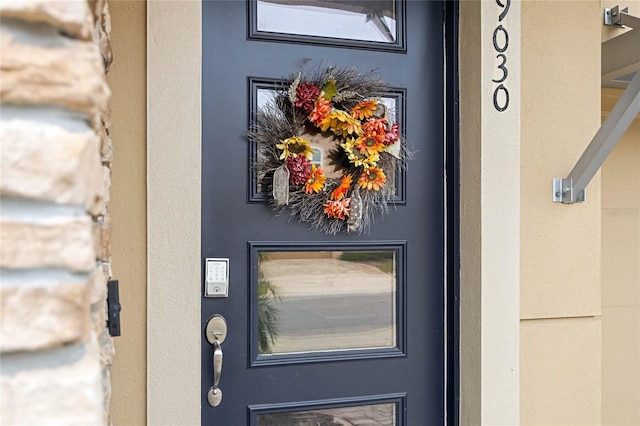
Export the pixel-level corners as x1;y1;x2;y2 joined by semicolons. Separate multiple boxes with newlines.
320;110;362;138
304;165;326;194
341;140;379;168
276;136;314;160
354;134;386;156
350;100;378;120
357;167;386;191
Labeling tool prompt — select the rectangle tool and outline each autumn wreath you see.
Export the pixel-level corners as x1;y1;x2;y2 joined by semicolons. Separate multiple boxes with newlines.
250;66;409;234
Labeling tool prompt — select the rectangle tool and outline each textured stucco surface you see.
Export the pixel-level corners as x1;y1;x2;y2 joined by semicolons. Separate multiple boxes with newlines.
107;1;148;425
147;2;201;425
521;317;602;425
519;2;603;424
601;92;640;425
459;1;521;424
520;0;602;320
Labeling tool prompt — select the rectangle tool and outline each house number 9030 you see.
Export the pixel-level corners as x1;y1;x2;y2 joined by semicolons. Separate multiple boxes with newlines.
492;0;510;112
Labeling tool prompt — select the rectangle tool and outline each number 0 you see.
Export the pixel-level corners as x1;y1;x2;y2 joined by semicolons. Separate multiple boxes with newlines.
493;25;509;53
493;84;509;112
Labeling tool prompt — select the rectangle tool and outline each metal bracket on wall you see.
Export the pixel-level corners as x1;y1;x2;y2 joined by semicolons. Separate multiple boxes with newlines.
604;6;638;27
553;10;640;203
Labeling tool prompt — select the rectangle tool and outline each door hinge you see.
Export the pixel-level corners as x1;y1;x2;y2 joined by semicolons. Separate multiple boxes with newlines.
107;279;122;337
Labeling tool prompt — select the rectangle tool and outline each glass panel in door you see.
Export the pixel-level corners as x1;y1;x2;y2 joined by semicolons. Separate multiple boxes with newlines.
251;0;405;50
255;247;401;356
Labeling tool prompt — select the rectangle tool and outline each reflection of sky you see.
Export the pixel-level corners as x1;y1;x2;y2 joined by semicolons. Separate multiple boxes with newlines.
257;1;396;43
257;90;278;110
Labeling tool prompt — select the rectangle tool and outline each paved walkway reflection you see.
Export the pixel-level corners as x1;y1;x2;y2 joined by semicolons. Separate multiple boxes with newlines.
260;258;396;354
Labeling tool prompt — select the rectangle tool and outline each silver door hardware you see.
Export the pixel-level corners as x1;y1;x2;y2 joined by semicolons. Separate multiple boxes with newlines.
205;258;229;297
205;314;228;345
205;315;227;407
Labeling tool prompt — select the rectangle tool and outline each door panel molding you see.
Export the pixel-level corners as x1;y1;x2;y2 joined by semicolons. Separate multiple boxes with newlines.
248;240;407;366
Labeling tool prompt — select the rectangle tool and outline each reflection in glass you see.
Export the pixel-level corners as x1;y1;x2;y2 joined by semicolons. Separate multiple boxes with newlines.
258;403;396;426
258;250;396;355
254;88;286;195
256;0;398;44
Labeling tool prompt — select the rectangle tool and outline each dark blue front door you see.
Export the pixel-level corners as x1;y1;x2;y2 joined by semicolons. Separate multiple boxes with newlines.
202;1;449;424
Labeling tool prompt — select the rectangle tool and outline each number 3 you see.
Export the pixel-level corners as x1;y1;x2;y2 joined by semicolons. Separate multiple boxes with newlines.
492;54;508;83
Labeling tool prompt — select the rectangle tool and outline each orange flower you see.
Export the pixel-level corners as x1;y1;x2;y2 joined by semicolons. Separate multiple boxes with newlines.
362;118;387;144
357;168;386;191
309;97;332;126
324;198;351;220
330;174;353;200
350;100;378;120
304;165;326;194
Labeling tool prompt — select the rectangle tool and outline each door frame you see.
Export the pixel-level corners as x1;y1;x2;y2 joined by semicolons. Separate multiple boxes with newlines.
146;1;521;425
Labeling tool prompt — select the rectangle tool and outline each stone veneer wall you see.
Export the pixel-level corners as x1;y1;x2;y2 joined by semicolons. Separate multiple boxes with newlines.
0;1;114;424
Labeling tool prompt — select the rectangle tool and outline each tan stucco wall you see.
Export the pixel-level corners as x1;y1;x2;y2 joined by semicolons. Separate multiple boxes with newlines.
147;2;201;425
459;1;521;424
458;4;483;422
601;88;640;425
519;2;603;424
107;1;147;424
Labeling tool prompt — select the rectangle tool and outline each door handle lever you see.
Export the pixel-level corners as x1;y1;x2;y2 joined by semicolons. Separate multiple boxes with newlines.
205;315;227;407
212;340;223;391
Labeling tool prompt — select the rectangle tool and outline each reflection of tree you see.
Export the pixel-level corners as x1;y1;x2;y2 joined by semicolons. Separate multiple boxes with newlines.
339;251;394;273
258;253;281;354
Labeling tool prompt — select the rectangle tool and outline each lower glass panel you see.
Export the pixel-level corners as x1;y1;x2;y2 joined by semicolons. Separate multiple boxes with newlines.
258;250;397;355
257;403;396;426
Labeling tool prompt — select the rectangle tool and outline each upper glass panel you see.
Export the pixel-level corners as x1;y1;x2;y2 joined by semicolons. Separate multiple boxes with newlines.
250;81;405;203
251;0;405;51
